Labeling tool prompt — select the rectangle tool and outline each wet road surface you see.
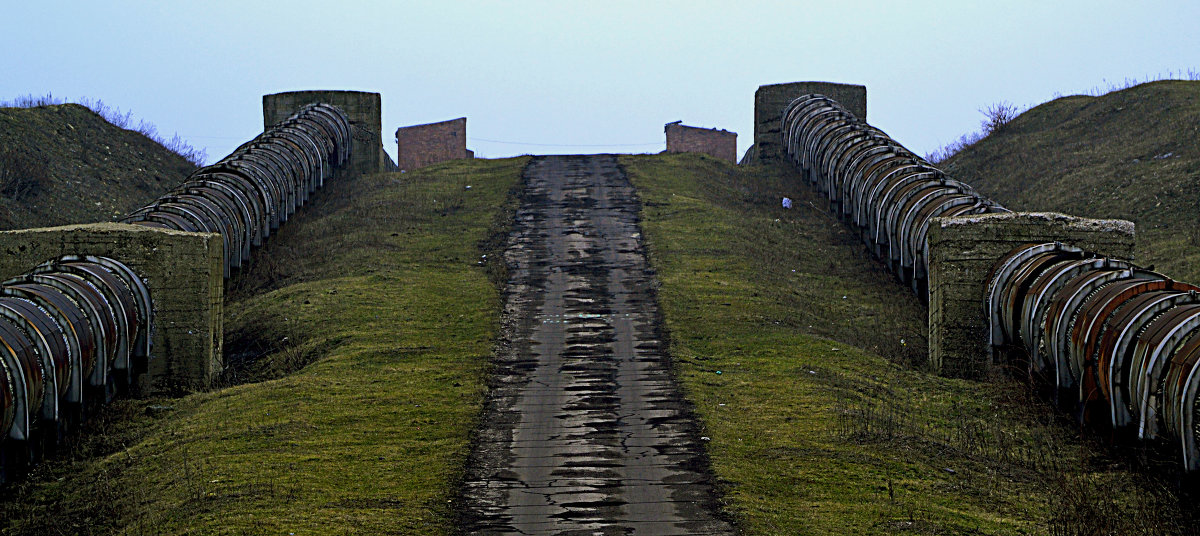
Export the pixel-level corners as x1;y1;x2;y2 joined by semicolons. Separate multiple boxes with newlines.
459;155;733;535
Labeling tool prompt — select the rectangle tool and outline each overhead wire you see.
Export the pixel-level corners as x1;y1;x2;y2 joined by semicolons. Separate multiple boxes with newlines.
469;137;662;148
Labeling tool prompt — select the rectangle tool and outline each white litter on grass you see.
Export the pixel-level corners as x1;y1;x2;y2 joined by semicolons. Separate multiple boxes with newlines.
782;197;793;209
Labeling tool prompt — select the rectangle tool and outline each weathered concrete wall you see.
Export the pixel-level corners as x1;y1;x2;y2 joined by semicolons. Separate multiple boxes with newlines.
664;121;737;162
927;212;1135;378
264;90;391;175
0;223;223;394
752;81;867;165
396;117;471;171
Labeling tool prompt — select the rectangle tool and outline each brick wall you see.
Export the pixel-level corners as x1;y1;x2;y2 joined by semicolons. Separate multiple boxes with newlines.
751;81;867;165
664;122;737;162
396;117;471;171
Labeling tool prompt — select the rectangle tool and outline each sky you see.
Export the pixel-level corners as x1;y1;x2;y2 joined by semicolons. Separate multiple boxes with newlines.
2;1;1198;164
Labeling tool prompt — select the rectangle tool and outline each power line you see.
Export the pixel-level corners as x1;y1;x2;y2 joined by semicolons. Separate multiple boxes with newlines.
469;137;662;148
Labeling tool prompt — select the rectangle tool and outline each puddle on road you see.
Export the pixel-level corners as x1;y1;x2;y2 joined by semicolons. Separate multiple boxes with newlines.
459;155;733;535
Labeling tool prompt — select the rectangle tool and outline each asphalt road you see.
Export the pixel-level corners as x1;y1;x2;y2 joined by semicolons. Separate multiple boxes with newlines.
459;155;733;535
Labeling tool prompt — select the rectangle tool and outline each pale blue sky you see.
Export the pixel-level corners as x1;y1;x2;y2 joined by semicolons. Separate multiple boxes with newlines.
3;1;1197;163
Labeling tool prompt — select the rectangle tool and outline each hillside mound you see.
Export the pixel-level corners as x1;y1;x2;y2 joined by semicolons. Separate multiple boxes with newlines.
0;103;193;230
939;80;1200;280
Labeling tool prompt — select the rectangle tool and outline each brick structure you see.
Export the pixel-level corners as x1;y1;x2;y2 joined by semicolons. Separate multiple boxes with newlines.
396;117;473;171
263;90;396;175
0;223;224;394
749;81;867;165
664;121;737;162
927;212;1135;378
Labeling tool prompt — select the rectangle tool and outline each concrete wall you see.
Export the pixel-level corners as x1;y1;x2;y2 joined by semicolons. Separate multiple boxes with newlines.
752;81;867;165
664;121;737;162
263;90;391;175
927;212;1135;378
0;223;224;394
396;117;471;171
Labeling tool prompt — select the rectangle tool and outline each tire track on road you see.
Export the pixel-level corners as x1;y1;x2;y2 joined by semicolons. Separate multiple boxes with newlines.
460;155;733;535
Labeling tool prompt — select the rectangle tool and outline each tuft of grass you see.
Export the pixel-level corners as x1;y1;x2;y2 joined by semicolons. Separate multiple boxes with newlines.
622;152;1190;534
0;157;526;534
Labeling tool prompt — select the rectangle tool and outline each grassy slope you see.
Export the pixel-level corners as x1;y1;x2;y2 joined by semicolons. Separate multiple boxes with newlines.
0;147;1190;534
623;153;1186;534
0;157;526;534
939;80;1200;282
0;103;192;230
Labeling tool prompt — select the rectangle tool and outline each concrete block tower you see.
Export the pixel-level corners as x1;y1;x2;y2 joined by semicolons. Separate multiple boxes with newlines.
750;81;867;165
263;90;394;175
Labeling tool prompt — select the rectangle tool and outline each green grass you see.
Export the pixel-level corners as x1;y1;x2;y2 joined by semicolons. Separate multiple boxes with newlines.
939;80;1200;282
622;153;1188;534
1;149;1192;534
0;156;526;534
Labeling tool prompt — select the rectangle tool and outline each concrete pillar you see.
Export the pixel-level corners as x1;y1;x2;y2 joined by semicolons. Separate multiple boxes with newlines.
0;223;224;394
751;81;866;165
927;212;1135;378
263;90;395;175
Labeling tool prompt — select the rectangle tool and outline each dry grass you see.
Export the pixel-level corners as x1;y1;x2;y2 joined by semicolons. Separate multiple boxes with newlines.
623;152;1192;534
939;80;1200;282
0;157;526;535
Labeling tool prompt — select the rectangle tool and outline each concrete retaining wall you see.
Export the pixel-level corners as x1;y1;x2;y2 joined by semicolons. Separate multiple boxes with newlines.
927;212;1135;378
752;81;866;165
0;223;223;394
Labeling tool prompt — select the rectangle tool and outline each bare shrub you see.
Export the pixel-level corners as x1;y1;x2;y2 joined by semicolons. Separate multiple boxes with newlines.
0;92;66;108
0;148;51;200
76;97;134;129
925;101;1021;164
926;131;985;165
1046;469;1186;535
2;93;207;166
981;101;1019;135
77;97;207;166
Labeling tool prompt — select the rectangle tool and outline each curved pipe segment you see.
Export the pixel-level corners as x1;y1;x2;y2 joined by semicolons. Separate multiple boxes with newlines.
780;94;1007;295
0;256;151;479
985;242;1200;472
120;103;353;279
1;103;354;479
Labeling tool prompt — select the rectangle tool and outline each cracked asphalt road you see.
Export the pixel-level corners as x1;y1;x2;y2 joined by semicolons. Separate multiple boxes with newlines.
459;155;733;535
